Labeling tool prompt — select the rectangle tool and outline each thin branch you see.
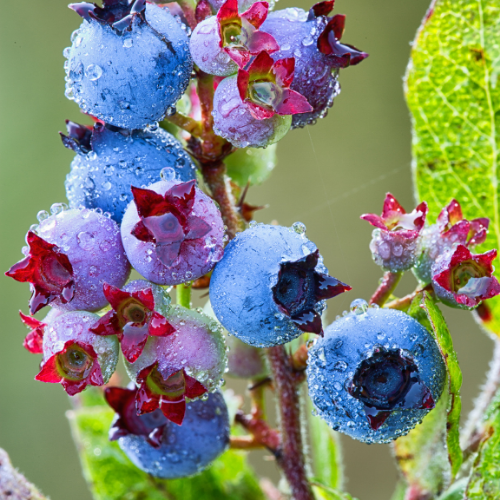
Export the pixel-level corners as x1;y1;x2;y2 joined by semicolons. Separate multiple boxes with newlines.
369;271;402;307
267;345;316;500
163;112;202;137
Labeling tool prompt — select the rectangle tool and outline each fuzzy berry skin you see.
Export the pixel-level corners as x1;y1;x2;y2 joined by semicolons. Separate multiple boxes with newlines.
7;207;130;314
212;76;291;148
210;223;350;347
39;311;119;394
224;144;277;187
121;180;224;285
125;305;227;392
65;3;192;129
190;17;237;77
307;306;446;444
64;122;196;223
261;6;367;128
117;391;229;478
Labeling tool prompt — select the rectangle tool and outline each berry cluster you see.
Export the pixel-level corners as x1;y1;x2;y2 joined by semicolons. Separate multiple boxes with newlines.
13;0;497;490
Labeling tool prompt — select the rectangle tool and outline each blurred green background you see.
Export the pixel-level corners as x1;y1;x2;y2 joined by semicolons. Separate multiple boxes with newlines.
0;0;494;499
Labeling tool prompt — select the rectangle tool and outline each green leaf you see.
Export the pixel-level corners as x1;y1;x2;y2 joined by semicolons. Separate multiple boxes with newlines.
309;403;343;490
419;292;463;476
67;406;265;500
398;292;463;491
465;388;500;499
437;478;468;500
311;483;358;500
390;481;408;500
406;0;500;335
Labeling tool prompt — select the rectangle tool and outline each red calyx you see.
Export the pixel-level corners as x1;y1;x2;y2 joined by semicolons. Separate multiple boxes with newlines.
6;231;75;314
59;120;93;155
217;0;279;68
91;284;175;363
272;249;351;335
19;311;46;354
314;6;368;67
135;364;207;425
130;180;211;268
35;340;103;396
361;193;428;238
105;385;168;447
237;51;313;120
433;245;500;308
437;199;490;248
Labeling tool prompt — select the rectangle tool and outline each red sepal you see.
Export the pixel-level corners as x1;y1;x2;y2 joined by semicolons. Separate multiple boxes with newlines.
292;309;323;335
6;232;75;314
19;311;46;354
309;0;335;18
273;58;295;88
275;89;313;116
195;0;212;23
35;340;103;396
91;284;175;362
160;400;186;425
241;1;269;28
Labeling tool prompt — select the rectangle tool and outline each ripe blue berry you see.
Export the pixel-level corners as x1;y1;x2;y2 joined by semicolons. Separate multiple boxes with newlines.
124;305;227;424
62;121;197;223
65;1;193;129
307;304;446;444
210;223;350;347
36;311;119;395
121;179;225;285
6;207;130;314
190;0;278;77
261;2;367;128
109;388;229;478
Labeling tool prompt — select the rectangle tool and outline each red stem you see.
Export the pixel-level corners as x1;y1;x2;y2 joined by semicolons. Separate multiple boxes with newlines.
267;346;315;500
369;271;402;307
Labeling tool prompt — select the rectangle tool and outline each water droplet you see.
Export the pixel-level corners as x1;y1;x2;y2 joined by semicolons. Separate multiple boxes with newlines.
86;64;103;81
77;231;95;250
37;210;50;222
63;47;71;58
160;167;176;181
350;298;368;315
333;360;347;372
249;221;257;228
123;38;133;48
302;37;314;47
50;203;68;215
102;181;112;191
292;221;306;234
281;43;291;51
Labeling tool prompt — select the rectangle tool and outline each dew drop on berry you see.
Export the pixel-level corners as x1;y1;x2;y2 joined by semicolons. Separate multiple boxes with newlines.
37;210;50;222
350;298;368;315
160;167;176;181
50;203;68;215
86;64;103;81
292;221;306;234
123;38;133;48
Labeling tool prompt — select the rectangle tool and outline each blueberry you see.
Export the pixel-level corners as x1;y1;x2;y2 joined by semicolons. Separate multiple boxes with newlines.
124;305;227;424
62;121;197;223
6;206;130;314
37;311;119;395
307;305;446;444
65;1;193;129
116;390;230;478
190;0;278;77
209;223;350;347
121;179;225;285
261;3;367;128
212;72;291;149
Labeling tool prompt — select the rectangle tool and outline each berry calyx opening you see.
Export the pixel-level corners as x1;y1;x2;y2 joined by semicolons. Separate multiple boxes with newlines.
35;340;103;396
130;181;212;268
69;0;146;32
136;364;207;425
272;249;351;334
217;0;278;68
347;347;434;430
91;284;175;363
237;51;313;119
59;120;93;155
5;231;75;314
105;385;167;448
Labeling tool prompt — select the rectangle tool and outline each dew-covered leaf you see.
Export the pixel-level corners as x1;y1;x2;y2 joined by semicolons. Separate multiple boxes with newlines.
406;0;500;334
67;406;265;500
309;399;343;490
419;292;463;476
465;388;500;499
393;383;450;497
